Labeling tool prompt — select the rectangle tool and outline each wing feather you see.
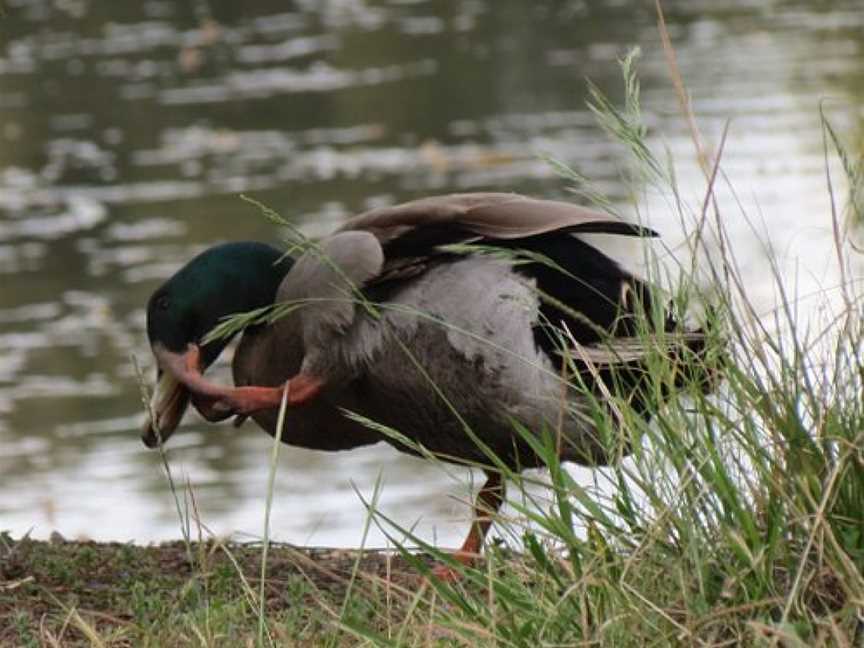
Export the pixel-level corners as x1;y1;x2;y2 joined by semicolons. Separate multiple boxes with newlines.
338;193;656;246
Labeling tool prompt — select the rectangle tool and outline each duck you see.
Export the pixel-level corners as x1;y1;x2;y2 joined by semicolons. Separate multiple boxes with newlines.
141;192;714;576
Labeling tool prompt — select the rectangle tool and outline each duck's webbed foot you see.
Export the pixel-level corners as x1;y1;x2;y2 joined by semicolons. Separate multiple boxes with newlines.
191;384;289;421
195;373;326;420
154;343;325;423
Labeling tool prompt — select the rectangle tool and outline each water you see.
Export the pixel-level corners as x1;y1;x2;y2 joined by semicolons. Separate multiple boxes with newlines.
0;0;861;547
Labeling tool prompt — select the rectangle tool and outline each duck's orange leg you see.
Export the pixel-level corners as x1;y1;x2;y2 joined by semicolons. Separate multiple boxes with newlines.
432;471;505;581
156;343;324;420
192;372;324;420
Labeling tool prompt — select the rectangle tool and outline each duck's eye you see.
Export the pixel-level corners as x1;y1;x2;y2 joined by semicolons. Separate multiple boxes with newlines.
155;295;170;311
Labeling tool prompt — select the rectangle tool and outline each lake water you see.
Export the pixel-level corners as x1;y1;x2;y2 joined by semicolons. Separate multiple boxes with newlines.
0;0;861;548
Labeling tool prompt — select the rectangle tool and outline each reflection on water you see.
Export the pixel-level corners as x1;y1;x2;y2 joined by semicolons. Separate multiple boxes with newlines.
0;0;861;546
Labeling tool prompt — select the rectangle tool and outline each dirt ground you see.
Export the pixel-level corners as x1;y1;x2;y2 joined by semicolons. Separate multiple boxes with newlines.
0;533;438;646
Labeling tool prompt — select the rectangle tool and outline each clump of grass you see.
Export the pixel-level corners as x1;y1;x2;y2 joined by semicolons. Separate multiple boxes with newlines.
334;39;864;648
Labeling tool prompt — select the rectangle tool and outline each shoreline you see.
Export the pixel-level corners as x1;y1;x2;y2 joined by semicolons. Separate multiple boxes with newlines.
1;534;438;646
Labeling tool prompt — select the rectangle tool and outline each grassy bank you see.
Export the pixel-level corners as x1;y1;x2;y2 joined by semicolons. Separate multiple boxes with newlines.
1;535;441;647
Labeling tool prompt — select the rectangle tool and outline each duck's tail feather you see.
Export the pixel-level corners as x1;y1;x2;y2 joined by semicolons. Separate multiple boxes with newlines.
570;309;724;419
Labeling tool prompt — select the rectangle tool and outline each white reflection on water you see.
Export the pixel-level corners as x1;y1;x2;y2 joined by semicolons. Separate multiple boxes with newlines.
1;421;474;548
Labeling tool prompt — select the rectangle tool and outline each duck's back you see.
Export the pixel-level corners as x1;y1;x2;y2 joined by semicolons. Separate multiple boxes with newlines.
360;255;601;469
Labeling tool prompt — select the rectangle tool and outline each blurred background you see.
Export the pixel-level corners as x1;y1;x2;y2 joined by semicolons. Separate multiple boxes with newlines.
0;0;861;546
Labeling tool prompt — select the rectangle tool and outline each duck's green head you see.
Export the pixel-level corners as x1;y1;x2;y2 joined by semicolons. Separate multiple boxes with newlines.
142;241;292;447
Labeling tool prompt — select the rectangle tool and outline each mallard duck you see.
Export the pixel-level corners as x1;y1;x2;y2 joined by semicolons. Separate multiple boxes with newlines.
141;192;712;575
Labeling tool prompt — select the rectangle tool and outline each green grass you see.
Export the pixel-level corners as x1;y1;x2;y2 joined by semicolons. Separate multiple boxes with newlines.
5;6;864;646
0;534;442;646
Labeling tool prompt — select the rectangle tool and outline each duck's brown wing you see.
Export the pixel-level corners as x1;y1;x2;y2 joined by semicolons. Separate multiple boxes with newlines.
337;193;656;250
